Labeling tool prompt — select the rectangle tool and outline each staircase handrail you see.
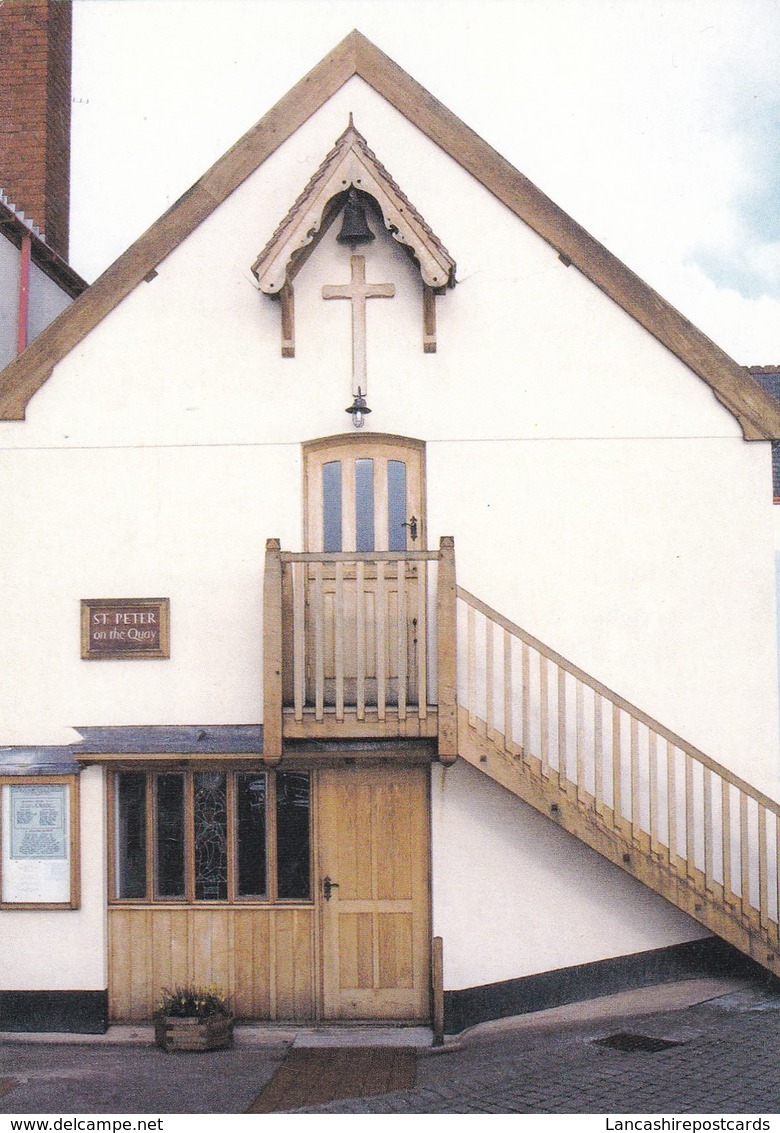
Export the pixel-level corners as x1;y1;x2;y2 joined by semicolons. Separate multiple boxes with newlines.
457;585;780;816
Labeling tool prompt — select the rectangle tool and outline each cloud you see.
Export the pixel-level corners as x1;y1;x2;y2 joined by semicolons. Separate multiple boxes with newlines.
682;6;780;311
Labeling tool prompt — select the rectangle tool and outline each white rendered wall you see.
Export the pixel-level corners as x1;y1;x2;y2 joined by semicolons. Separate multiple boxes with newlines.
431;760;708;990
0;767;106;990
0;79;776;775
0;445;302;742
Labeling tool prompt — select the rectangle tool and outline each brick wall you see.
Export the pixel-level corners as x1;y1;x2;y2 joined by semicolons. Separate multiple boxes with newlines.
0;0;72;258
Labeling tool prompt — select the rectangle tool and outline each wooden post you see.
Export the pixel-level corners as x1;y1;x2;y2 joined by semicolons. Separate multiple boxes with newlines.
437;536;458;763
263;538;283;766
281;557;294;709
431;935;445;1046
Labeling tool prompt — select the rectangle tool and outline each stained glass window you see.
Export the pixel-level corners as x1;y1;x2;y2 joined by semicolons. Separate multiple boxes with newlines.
193;772;228;901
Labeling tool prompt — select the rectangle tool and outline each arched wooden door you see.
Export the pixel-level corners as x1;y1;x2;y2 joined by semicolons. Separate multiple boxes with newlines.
304;434;426;554
302;435;427;709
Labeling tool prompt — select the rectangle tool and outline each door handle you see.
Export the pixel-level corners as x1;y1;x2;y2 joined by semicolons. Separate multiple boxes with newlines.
323;876;340;901
402;516;418;542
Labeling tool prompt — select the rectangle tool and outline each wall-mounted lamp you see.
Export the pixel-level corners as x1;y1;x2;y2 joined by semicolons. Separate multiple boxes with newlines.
346;388;371;429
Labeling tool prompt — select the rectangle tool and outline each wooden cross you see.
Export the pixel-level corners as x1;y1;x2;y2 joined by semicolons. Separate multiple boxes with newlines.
322;255;395;391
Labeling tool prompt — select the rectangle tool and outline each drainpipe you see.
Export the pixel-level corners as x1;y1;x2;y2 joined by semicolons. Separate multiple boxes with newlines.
17;233;31;353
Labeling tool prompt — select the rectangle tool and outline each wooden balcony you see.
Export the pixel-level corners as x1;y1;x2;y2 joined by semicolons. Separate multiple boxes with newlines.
263;537;457;761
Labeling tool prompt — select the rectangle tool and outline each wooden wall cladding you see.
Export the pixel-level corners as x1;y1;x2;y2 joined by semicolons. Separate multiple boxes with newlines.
108;905;315;1022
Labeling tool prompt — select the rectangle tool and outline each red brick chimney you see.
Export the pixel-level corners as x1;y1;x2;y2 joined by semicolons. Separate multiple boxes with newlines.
0;0;72;259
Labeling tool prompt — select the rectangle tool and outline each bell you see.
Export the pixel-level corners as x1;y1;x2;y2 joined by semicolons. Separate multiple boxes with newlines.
336;189;375;246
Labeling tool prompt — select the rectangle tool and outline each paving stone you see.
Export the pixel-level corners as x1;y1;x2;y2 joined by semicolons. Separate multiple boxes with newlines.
300;992;780;1113
4;983;780;1114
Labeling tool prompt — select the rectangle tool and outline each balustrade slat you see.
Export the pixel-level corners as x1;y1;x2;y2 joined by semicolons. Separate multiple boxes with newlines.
397;560;407;721
740;792;750;913
685;754;695;881
522;643;531;766
630;716;640;845
759;805;769;930
558;667;568;787
417;561;428;717
667;742;678;873
649;731;659;858
594;695;604;816
722;780;733;906
356;560;366;721
376;560;387;721
293;563;305;721
540;654;549;777
314;563;324;721
704;767;714;894
504;630;513;754
467;606;476;730
575;679;585;802
335;561;345;722
612;705;622;829
486;617;494;738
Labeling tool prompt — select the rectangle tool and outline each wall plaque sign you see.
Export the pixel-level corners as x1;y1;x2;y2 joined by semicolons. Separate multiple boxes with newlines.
81;598;170;660
1;782;76;905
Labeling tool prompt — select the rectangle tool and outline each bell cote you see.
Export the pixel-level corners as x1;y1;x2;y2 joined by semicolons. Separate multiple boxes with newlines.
251;120;456;358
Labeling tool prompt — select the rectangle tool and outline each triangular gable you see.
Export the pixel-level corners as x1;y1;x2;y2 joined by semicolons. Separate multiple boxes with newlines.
0;29;778;440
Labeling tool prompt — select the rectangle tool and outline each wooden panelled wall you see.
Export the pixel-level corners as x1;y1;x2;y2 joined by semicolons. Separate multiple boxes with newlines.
109;906;315;1021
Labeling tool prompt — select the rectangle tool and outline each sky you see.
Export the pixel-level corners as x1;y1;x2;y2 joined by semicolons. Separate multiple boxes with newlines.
69;0;780;365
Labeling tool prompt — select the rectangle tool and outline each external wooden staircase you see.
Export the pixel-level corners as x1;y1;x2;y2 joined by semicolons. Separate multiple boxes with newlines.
456;586;780;979
264;536;780;979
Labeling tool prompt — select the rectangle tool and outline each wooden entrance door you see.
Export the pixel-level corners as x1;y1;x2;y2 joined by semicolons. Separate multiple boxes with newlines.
318;764;430;1020
304;435;426;556
303;436;427;710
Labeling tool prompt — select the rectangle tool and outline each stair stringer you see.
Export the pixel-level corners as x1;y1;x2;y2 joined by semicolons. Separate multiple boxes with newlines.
457;706;780;978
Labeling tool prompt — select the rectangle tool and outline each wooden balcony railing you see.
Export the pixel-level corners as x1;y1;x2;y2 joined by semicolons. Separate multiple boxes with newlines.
457;586;780;975
263;537;457;760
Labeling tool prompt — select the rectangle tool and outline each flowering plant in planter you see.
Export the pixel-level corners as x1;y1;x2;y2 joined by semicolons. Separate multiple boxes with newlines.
154;985;233;1052
157;985;231;1019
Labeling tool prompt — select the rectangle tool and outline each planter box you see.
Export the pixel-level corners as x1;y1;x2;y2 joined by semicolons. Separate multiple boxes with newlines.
154;1014;234;1052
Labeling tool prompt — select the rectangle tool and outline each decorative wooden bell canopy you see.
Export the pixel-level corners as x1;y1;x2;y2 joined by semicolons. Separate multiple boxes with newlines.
251;119;456;356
